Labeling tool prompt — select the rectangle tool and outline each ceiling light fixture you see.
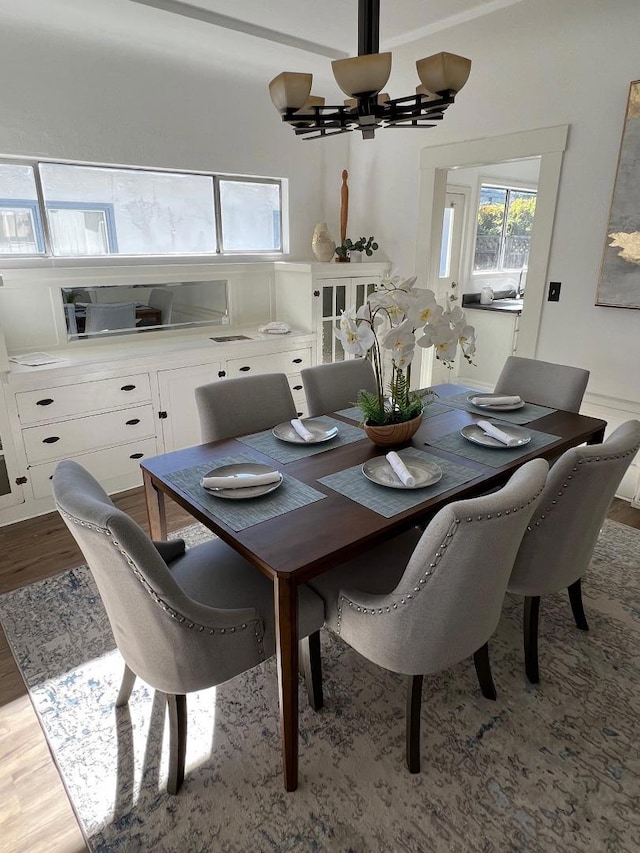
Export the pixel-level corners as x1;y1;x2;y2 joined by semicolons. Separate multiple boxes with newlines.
268;0;471;141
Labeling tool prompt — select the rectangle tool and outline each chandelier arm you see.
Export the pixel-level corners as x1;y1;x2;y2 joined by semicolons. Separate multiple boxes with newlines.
358;0;379;56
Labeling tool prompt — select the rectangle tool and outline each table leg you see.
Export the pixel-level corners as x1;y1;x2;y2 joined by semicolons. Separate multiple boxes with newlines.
142;468;167;539
586;426;606;445
274;575;298;791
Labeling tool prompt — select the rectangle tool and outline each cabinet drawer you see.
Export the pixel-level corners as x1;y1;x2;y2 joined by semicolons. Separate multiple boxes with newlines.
287;373;304;397
225;348;312;378
23;404;156;464
29;437;158;500
16;373;152;424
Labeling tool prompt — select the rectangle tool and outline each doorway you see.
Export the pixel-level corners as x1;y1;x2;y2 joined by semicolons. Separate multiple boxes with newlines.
415;125;569;388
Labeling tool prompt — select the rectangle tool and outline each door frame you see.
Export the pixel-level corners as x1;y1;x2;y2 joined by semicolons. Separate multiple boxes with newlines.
415;125;568;384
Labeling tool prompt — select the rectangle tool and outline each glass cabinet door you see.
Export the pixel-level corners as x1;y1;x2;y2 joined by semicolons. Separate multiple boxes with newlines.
318;278;378;364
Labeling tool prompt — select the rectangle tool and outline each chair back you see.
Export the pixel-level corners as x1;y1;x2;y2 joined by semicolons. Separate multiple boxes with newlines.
509;419;640;597
494;355;589;412
52;460;263;694
85;302;137;334
301;359;377;416
195;373;297;442
148;287;174;324
339;459;548;675
63;303;78;336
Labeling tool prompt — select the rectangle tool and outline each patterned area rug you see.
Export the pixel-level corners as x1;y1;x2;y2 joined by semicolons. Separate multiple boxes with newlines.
1;520;639;852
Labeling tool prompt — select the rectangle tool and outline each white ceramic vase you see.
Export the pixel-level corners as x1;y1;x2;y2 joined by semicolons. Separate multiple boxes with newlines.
311;222;336;263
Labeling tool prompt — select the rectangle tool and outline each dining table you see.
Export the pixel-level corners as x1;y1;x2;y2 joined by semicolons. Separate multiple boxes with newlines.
140;382;607;792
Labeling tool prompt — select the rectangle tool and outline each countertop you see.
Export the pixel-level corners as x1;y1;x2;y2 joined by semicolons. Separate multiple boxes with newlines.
464;298;524;313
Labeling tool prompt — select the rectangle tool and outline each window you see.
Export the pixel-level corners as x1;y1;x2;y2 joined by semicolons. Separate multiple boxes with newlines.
0;160;284;258
473;184;537;272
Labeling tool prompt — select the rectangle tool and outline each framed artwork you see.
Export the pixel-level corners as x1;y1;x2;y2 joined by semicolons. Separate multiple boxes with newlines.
596;80;640;309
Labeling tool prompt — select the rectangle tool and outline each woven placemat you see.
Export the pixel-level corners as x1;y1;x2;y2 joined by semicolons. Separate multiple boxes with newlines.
237;417;364;463
318;447;479;518
441;392;556;424
165;454;326;531
425;426;560;468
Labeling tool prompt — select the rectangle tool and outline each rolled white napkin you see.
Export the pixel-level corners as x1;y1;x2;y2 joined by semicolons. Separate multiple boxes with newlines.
201;470;281;490
291;418;315;442
471;395;522;407
386;451;416;487
258;321;291;334
477;420;521;447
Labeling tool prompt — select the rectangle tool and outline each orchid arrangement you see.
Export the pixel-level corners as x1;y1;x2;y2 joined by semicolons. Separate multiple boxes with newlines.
335;274;476;426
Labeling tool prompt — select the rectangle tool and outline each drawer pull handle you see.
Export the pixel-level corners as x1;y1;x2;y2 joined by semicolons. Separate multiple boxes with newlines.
121;384;136;391
218;370;226;378
36;398;54;406
126;418;141;426
42;436;60;444
239;366;251;372
129;452;144;459
292;358;303;364
293;384;303;391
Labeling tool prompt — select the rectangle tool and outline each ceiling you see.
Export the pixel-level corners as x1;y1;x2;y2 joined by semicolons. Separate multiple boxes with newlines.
129;0;525;58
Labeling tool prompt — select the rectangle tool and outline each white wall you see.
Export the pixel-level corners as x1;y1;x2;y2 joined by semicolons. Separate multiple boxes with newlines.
344;0;640;410
0;1;340;262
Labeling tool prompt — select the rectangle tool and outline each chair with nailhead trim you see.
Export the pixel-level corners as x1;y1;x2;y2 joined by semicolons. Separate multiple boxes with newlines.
308;458;548;774
52;459;325;794
494;355;590;412
508;419;640;683
301;359;377;417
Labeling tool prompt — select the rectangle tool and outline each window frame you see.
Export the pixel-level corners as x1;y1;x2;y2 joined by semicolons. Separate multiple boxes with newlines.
0;157;286;265
472;178;537;275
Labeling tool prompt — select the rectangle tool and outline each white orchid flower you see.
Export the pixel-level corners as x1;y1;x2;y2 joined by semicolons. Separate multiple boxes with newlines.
382;319;415;354
335;312;375;357
407;288;445;327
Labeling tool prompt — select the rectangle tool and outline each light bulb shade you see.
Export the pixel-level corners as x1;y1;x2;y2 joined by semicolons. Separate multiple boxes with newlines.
295;95;325;115
269;72;313;113
416;52;471;95
331;52;392;97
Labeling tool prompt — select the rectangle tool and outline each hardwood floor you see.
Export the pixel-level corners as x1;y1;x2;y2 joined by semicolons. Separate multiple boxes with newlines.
0;492;638;852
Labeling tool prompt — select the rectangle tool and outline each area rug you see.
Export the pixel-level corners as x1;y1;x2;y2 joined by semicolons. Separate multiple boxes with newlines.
1;520;639;852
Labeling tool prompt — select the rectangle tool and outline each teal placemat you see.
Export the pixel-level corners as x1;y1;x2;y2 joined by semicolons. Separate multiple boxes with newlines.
336;398;453;423
237;417;364;463
440;392;555;424
165;454;326;531
425;426;560;468
318;447;479;518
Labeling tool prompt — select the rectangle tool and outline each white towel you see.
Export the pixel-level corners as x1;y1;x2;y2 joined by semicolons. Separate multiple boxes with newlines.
477;420;521;447
291;418;315;442
258;321;291;334
201;470;281;490
386;451;416;487
471;395;522;407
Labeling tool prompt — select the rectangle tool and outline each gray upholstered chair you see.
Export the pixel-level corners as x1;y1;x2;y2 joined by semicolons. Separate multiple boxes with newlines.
494;355;590;412
148;287;174;324
85;302;137;334
309;458;548;773
508;419;640;683
301;358;377;416
63;303;78;336
52;459;325;794
195;373;297;443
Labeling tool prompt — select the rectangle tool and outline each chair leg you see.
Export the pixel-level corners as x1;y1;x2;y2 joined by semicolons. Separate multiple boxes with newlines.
405;675;423;774
166;693;187;795
116;663;136;707
523;596;541;684
568;578;589;631
473;643;497;700
300;631;323;711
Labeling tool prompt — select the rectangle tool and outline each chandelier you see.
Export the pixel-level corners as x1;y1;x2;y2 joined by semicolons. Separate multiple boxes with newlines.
268;0;471;141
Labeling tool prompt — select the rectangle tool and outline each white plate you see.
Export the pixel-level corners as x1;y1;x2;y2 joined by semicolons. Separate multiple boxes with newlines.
362;456;442;490
466;393;525;411
460;423;531;449
273;419;339;444
201;463;283;500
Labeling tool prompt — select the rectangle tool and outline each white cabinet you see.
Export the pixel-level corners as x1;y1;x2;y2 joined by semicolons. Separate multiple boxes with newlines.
456;308;520;389
274;262;390;365
157;362;222;453
225;346;311;416
14;372;159;503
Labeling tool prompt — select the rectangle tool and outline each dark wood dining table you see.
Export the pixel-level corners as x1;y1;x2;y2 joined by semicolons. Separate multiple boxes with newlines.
140;383;607;792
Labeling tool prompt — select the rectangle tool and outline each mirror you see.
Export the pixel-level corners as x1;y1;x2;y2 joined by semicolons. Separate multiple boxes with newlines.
61;279;229;339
